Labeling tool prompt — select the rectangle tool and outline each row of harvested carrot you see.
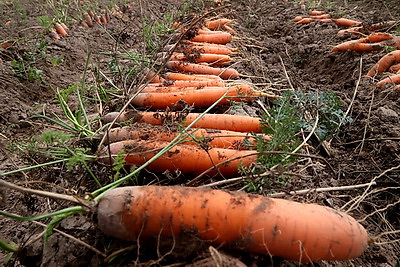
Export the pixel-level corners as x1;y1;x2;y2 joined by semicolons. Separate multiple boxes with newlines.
48;9;112;40
97;15;370;263
295;10;400;89
99;18;268;178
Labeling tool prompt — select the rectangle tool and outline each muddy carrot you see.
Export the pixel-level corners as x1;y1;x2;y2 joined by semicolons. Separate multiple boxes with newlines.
333;18;362;27
376;73;400;88
388;63;400;73
102;111;262;132
144;68;165;83
166;52;233;66
205;18;233;30
97;185;369;263
131;84;266;109
309;10;326;16
164;72;223;81
97;140;257;176
366;32;393;43
104;125;267;149
145;79;226;88
49;29;61;40
166;61;239;79
54;23;67;36
366;50;400;77
296;18;314;24
331;42;383;52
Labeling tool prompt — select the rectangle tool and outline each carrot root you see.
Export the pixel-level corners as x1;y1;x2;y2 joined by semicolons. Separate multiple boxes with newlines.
97;186;369;263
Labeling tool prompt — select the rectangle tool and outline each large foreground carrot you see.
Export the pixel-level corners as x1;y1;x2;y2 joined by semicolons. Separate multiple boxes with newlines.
131;84;265;109
104;124;268;149
102;111;262;132
366;50;400;77
97;140;257;176
166;61;240;79
97;186;369;263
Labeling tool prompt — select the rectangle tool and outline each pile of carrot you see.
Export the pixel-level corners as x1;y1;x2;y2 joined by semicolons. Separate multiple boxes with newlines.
99;17;270;177
49;22;69;40
81;9;111;28
295;10;400;89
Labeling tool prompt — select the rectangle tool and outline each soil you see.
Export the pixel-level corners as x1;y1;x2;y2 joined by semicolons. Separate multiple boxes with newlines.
0;0;399;266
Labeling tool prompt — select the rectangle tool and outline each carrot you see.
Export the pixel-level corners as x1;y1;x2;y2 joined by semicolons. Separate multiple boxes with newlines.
81;20;89;28
103;111;262;132
333;18;362;27
331;41;383;52
296;18;314;24
223;25;236;35
388;63;400;73
191;31;232;44
174;41;238;55
317;18;332;23
337;26;364;37
1;41;13;49
54;23;67;36
144;79;226;88
166;52;233;66
104;124;267;149
48;29;61;40
144;68;165;83
60;22;69;31
83;14;93;27
368;20;397;31
310;14;331;20
131;84;266;109
366;50;400;77
309;10;326;16
205;18;233;30
293;16;303;22
97;140;257;176
166;61;239;79
164;72;223;81
100;15;107;24
97;186;369;263
94;15;101;24
380;36;400;50
366;32;393;43
376;73;400;88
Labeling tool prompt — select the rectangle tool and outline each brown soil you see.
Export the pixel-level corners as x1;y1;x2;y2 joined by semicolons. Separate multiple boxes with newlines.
1;0;399;266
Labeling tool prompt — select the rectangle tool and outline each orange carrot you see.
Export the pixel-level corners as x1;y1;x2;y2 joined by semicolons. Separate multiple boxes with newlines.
144;68;165;83
60;22;69;31
48;29;60;40
102;111;262;132
54;23;67;36
388;63;400;73
223;25;236;35
166;61;239;79
205;18;233;30
331;41;383;52
83;14;93;27
368;20;397;31
309;10;326;16
164;72;223;81
293;16;303;22
333;18;362;27
337;26;364;37
376;73;400;88
174;41;238;55
131;84;265;109
296;18;314;24
104;124;267;149
81;20;89;28
1;41;13;49
310;14;331;20
166;52;233;66
100;15;107;24
366;50;400;77
380;36;400;50
97;186;369;263
144;79;226;89
191;31;232;44
366;32;393;43
98;140;257;176
317;18;333;23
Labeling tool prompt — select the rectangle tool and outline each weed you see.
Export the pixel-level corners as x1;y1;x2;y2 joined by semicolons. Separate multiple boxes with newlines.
10;40;48;82
247;90;351;192
142;15;174;55
49;56;64;67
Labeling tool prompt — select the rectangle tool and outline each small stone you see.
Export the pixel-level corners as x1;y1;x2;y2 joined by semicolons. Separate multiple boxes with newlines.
377;107;398;122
